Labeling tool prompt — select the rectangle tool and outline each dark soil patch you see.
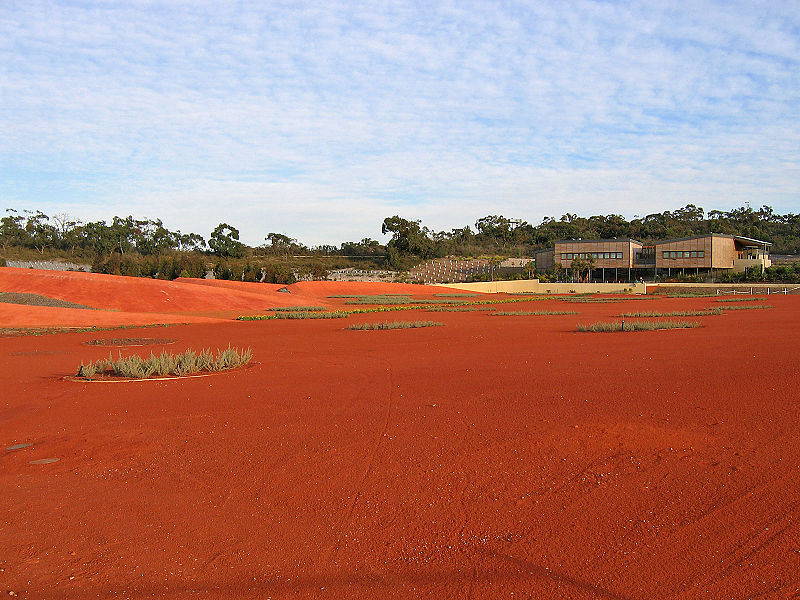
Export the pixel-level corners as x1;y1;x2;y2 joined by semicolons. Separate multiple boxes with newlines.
0;292;96;310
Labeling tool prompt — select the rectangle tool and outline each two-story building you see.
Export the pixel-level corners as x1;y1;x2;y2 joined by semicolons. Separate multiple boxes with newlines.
534;233;772;281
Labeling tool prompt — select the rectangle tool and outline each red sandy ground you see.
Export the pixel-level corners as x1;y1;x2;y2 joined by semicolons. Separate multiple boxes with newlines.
1;271;799;599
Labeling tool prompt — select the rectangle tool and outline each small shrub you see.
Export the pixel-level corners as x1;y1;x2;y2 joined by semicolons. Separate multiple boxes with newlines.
347;321;444;330
577;320;701;332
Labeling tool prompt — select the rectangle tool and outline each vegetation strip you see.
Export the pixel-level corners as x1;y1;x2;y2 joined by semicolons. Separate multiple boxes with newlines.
0;322;182;338
238;297;543;320
719;305;773;310
76;346;252;379
427;306;490;312
715;297;766;302
577;320;701;332
433;293;477;297
619;309;722;317
269;305;327;311
489;310;579;316
347;321;443;330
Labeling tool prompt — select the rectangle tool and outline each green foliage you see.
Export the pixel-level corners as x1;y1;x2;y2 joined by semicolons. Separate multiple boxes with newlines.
719;305;772;310
209;223;246;258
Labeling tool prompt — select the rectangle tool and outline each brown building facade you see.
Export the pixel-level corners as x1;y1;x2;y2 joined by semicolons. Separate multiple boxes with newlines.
654;234;771;272
555;239;643;269
535;234;771;281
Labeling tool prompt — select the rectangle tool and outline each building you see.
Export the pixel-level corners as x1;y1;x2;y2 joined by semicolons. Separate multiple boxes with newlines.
654;234;772;274
535;234;772;281
534;248;554;271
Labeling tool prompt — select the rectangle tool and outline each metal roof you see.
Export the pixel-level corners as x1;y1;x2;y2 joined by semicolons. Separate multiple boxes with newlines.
654;233;772;246
554;238;643;245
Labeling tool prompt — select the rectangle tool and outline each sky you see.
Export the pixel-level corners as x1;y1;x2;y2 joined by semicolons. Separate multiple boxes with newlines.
1;1;798;246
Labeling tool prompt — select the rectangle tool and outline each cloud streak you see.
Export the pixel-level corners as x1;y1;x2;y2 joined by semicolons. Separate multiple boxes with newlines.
1;0;798;244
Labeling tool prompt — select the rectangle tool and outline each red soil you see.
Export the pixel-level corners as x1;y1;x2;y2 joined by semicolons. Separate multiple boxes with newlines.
1;273;798;599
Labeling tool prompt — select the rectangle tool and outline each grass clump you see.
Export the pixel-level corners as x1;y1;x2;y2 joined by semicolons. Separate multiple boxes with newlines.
719;304;773;310
490;310;579;316
270;305;327;312
577;320;701;332
619;308;722;317
76;346;252;379
347;321;443;330
715;297;765;302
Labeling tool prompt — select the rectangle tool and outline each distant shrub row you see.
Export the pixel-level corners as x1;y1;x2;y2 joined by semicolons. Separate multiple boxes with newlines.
347;321;443;330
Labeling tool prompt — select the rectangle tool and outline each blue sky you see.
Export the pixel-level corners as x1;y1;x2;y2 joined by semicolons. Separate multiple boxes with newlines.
1;1;798;245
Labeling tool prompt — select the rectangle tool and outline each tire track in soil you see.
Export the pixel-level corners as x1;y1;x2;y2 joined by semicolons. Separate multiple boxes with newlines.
322;358;396;564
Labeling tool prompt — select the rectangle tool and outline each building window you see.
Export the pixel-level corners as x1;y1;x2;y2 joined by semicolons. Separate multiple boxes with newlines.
698;251;704;258
561;253;567;259
617;252;623;259
690;251;696;257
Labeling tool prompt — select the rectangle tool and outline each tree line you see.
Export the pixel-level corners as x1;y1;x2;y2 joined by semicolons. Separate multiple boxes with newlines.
2;204;799;281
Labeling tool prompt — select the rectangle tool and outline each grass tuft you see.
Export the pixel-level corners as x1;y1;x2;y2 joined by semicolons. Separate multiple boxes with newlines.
347;321;443;330
76;346;252;379
715;297;765;302
577;320;701;332
719;305;773;310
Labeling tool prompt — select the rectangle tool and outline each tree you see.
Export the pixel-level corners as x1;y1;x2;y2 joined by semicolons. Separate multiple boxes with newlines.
209;223;246;258
0;209;28;250
24;210;57;254
265;232;295;258
475;215;527;249
569;255;595;282
381;216;434;262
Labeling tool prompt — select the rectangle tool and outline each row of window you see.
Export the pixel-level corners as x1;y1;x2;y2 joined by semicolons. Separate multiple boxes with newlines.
663;251;705;259
561;252;623;260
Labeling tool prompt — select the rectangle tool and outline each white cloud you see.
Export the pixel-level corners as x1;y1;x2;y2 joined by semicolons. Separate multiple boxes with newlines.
1;0;798;245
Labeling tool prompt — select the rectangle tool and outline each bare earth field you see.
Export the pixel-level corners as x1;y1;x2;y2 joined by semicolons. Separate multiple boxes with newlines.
1;268;799;599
